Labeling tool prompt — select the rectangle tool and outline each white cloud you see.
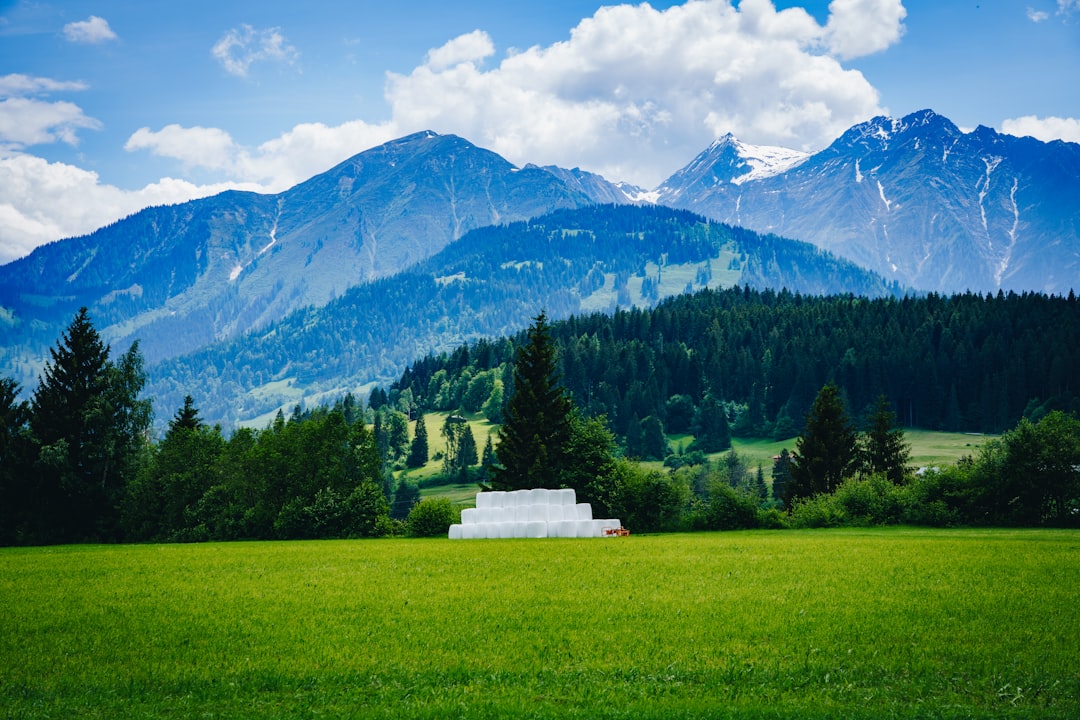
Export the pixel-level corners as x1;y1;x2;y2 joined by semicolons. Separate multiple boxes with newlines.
385;0;896;186
0;154;258;264
824;0;907;59
1059;0;1080;14
123;120;397;190
212;25;299;77
0;75;100;150
0;74;88;96
63;16;118;44
425;30;495;71
1027;7;1050;22
1001;115;1080;144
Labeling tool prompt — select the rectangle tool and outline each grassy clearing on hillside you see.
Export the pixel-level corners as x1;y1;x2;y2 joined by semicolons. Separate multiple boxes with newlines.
2;529;1077;719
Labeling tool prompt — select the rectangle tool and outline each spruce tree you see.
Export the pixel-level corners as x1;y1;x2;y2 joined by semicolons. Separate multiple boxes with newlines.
29;308;150;542
786;384;858;505
0;377;31;544
861;394;911;483
490;312;573;490
406;412;429;469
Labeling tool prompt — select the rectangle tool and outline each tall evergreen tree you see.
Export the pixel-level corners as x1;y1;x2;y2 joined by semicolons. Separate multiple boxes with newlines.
861;394;911;483
490;312;573;490
771;448;793;507
171;395;202;432
29;308;116;542
406;412;429;468
786;384;858;505
690;394;731;453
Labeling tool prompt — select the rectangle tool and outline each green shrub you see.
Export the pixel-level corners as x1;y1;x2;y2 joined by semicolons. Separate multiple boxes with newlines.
406;497;461;537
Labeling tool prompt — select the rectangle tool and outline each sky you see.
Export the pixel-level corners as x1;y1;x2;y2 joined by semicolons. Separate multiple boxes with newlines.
1;0;1078;264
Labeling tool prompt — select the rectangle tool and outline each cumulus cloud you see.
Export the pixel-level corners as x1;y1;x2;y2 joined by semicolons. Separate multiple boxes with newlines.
425;30;495;71
0;154;258;264
0;74;100;150
385;0;898;186
63;15;118;44
1027;7;1050;21
1001;115;1080;144
123;119;397;189
212;25;299;77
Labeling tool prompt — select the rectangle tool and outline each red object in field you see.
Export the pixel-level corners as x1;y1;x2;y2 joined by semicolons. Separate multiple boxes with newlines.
603;525;630;537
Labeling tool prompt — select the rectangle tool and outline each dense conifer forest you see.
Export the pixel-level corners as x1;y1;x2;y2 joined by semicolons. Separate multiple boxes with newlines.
393;285;1080;439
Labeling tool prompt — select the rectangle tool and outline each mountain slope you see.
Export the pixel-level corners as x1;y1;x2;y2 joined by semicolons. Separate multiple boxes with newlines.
146;204;899;426
657;110;1080;294
0;131;627;380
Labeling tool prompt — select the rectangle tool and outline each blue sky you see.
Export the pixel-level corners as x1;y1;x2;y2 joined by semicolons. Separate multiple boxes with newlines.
1;0;1077;263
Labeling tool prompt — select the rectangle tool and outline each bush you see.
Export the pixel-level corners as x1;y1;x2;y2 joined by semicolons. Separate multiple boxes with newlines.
700;483;760;530
407;497;461;537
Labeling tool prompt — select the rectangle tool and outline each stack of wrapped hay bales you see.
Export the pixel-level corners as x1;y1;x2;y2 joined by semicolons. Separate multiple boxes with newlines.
448;488;622;539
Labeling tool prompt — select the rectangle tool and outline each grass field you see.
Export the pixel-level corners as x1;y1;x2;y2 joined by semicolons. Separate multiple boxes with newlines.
2;529;1077;719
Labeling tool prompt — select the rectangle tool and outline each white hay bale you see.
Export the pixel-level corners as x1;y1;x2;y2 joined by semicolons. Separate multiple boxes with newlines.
502;491;518;508
545;505;564;523
559;520;579;538
528;504;547;522
498;522;514;539
529;488;550;505
448;524;463;539
489;491;507;508
511;489;530;507
485;523;502;539
475;492;491;509
461;524;479;539
525;520;548;538
575;520;595;538
460;507;479;525
575;503;593;520
512;522;527;538
514;505;530;522
556;488;576;505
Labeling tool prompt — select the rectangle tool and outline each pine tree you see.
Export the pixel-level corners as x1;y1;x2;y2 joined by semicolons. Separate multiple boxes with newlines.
861;394;911;483
28;308;150;542
786;384;858;505
771;448;793;507
490;312;573;490
458;424;479;468
406;412;429;468
171;395;202;431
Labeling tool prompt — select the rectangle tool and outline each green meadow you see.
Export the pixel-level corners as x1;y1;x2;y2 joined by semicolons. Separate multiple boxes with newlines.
2;529;1077;719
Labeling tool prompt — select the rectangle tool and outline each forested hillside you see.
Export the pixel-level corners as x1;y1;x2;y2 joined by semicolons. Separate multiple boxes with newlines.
393;286;1080;441
147;204;895;426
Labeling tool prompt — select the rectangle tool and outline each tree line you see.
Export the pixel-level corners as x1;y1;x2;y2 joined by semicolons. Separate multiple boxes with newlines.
393;285;1080;452
4;297;1079;546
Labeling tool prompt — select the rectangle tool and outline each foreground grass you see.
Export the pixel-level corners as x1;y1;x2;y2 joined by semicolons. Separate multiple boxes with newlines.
3;529;1076;719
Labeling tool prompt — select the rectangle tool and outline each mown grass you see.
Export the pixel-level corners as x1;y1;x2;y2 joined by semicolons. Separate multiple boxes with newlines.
2;529;1077;718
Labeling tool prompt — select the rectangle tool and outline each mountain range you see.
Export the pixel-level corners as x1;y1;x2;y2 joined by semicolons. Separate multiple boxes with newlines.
1;109;1076;425
657;109;1080;294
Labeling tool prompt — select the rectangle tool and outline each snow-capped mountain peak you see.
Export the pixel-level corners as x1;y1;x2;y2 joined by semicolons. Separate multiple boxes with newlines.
655;134;808;202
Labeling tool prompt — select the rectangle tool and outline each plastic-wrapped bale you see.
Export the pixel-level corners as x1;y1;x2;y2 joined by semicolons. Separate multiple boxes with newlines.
511;489;530;507
461;524;480;539
556;488;576;506
494;507;514;523
525;520;547;538
545;505;565;523
475;492;492;509
560;504;580;521
448;524;463;539
486;523;502;539
528;504;548;523
489;491;507;508
514;505;531;522
460;507;479;525
512;522;527;538
576;519;597;538
529;488;550;505
575;503;593;520
498;522;515;539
